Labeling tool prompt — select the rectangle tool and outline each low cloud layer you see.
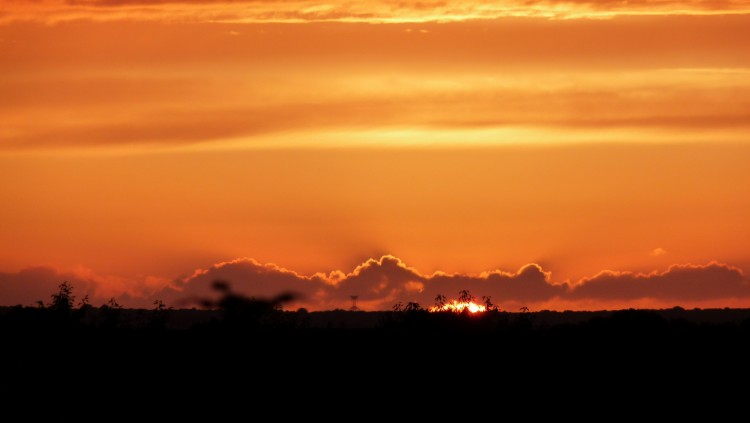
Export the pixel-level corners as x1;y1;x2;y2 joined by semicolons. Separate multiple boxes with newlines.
0;265;170;308
3;256;745;310
571;263;749;301
153;256;570;310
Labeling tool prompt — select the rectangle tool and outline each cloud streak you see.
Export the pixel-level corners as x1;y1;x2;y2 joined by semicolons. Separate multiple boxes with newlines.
4;0;750;25
4;12;750;152
4;67;750;151
3;256;746;310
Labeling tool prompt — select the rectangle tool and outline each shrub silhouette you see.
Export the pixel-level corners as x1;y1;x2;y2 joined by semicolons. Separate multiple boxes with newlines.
49;281;75;312
434;294;447;309
458;289;474;303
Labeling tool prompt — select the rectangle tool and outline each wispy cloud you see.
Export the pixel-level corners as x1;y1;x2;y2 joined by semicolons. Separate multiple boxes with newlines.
4;0;750;25
4;67;750;152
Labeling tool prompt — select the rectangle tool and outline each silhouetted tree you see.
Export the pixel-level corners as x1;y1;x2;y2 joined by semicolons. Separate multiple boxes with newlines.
404;302;422;312
153;299;167;312
434;294;447;310
50;281;75;311
482;295;497;312
392;302;403;312
458;290;474;303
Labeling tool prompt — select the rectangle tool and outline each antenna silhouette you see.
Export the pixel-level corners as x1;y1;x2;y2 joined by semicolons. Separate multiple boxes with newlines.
350;295;359;311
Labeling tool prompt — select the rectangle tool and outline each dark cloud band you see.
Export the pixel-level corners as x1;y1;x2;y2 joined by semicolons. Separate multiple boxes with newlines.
2;256;746;309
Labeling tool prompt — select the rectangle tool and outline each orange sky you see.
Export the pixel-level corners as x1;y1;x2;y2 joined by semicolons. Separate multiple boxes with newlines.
1;1;750;309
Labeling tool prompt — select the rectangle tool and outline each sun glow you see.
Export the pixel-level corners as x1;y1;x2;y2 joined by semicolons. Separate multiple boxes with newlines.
429;300;487;313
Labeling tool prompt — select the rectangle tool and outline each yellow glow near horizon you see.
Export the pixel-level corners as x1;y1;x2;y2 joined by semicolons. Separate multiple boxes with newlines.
429;301;488;314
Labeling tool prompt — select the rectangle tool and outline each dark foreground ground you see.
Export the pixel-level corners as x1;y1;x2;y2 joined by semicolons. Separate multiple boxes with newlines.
3;306;750;365
2;306;750;414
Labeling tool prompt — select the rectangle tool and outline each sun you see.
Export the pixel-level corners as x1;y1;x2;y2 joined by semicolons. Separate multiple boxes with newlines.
429;300;487;313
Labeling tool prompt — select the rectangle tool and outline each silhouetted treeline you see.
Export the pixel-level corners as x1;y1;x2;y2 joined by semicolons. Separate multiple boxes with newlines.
4;282;750;335
4;284;747;419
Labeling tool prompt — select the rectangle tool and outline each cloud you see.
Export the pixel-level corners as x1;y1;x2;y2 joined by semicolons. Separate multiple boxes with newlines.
569;262;748;301
5;67;750;151
651;248;667;257
427;264;562;303
331;256;422;300
3;1;750;25
0;265;169;307
0;267;96;307
157;256;750;310
163;258;328;305
163;257;750;309
1;1;749;28
157;255;569;310
2;257;748;309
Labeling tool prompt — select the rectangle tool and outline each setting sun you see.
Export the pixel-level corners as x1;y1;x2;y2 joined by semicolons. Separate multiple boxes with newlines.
429;301;487;314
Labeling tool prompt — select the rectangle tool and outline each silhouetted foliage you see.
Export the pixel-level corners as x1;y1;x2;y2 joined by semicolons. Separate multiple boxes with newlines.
153;299;168;312
482;295;498;312
107;297;122;309
50;281;75;312
434;294;447;309
404;302;422;312
458;289;474;303
5;281;750;355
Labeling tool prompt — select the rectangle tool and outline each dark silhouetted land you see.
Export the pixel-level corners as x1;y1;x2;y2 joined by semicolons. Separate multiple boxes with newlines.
3;281;750;410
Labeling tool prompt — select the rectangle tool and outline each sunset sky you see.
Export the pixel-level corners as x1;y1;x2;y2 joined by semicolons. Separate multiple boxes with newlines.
1;0;750;310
